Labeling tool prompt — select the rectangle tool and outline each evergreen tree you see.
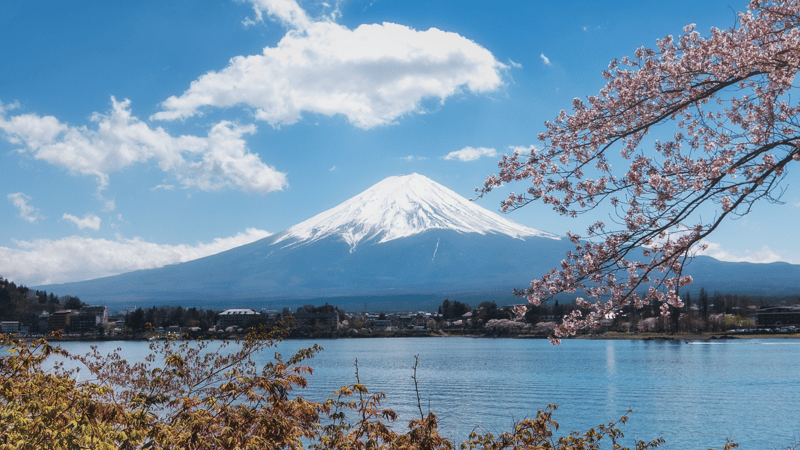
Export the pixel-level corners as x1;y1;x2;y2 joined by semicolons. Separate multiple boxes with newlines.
699;287;710;328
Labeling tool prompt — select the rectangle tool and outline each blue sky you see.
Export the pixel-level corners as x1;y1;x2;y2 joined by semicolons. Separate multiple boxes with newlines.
3;0;796;287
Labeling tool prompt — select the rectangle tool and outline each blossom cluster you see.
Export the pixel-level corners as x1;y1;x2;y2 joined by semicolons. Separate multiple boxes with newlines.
483;319;531;332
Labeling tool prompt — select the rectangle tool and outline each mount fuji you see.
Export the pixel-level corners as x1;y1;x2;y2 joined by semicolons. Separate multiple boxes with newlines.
38;174;574;309
39;174;800;310
274;173;558;252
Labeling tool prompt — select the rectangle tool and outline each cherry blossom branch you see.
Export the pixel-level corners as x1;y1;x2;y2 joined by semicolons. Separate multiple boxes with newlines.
480;0;800;342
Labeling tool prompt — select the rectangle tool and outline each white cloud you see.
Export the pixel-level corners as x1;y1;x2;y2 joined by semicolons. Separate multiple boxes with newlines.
648;227;787;265
0;228;272;285
443;146;498;162
540;53;551;65
151;184;175;191
7;192;43;223
153;0;505;129
400;155;428;162
0;98;287;194
696;241;784;264
62;213;101;230
244;0;313;30
0;100;20;115
329;165;337;171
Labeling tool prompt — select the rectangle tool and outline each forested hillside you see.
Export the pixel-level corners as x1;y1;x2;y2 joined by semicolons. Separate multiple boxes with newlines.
0;276;83;326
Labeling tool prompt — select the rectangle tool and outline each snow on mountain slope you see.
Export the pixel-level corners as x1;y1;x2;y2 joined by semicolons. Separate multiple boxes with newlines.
273;173;559;252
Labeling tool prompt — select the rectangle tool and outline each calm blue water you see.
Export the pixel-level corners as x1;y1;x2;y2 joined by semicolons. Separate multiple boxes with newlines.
56;338;800;449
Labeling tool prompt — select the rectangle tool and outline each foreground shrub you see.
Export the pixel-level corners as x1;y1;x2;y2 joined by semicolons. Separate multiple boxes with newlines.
0;329;728;449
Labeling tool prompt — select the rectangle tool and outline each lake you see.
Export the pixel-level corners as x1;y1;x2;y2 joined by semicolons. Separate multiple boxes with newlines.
56;337;800;449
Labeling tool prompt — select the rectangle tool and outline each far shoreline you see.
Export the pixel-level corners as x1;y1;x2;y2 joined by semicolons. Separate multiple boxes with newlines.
17;329;800;343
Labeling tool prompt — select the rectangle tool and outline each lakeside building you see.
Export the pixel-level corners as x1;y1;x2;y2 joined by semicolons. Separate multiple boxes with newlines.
259;308;281;320
218;309;261;329
38;312;50;331
367;314;391;328
80;305;108;325
48;310;78;332
359;311;433;330
69;313;98;333
36;305;109;333
293;305;339;328
756;306;800;328
1;321;20;334
396;312;431;330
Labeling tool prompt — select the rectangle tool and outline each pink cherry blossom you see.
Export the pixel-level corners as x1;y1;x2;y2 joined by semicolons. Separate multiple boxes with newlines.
480;0;800;341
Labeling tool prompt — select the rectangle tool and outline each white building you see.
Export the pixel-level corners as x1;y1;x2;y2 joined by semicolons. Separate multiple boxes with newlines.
1;321;20;334
218;309;261;329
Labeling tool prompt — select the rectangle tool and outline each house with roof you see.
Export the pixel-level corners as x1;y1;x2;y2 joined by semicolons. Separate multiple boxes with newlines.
218;309;261;329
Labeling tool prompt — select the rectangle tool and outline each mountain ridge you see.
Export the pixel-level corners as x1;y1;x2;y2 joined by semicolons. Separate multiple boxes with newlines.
35;173;800;310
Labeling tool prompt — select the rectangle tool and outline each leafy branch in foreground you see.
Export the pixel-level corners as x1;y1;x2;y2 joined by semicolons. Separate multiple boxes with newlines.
0;329;716;449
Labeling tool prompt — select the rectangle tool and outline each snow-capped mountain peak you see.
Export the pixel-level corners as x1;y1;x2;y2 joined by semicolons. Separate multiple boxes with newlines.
273;173;558;252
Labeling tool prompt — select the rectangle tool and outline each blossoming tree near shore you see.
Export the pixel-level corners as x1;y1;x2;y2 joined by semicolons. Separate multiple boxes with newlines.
480;0;800;341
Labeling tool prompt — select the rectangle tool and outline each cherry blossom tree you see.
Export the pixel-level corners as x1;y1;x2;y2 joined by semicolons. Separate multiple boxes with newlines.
480;0;800;342
484;318;531;333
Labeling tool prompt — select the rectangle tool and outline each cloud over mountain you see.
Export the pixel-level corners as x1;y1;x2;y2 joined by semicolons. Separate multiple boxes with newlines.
153;0;506;128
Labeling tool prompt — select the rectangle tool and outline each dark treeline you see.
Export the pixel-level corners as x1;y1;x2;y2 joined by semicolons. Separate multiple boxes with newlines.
437;287;800;333
124;306;219;331
438;299;520;323
437;299;471;320
436;299;581;325
0;275;84;328
619;287;796;333
3;272;799;335
0;276;220;335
